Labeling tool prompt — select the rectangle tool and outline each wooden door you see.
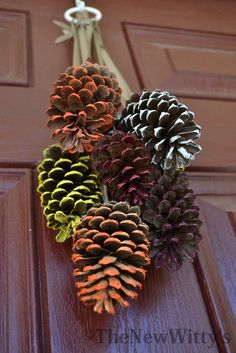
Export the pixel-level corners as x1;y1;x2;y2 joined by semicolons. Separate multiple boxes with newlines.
0;1;235;353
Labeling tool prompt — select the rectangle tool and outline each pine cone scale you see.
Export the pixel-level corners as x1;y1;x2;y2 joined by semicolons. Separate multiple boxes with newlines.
72;201;150;314
142;170;202;271
47;61;122;153
117;90;201;170
37;145;102;241
92;131;155;206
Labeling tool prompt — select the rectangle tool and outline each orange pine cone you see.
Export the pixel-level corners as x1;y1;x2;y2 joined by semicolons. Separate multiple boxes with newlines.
47;61;122;153
72;201;150;314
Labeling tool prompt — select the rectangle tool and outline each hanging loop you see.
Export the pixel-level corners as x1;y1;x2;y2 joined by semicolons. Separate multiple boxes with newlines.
64;1;102;25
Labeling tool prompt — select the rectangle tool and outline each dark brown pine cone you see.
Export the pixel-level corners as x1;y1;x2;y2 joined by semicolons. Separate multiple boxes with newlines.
91;130;155;206
117;90;201;170
142;170;202;271
47;60;122;153
72;201;150;314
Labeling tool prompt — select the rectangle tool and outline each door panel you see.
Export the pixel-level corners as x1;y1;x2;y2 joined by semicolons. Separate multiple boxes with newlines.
123;23;236;100
0;0;235;352
122;23;236;169
0;9;29;86
0;169;40;353
37;201;219;353
189;173;236;352
0;0;73;162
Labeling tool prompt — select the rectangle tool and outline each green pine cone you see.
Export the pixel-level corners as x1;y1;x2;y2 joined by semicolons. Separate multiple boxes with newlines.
37;144;102;242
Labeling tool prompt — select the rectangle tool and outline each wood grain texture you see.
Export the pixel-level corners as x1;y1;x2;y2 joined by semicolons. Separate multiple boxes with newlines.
0;0;236;166
0;1;235;352
0;9;30;86
0;0;72;162
122;23;236;169
35;173;219;353
0;169;41;353
123;23;236;100
189;173;236;353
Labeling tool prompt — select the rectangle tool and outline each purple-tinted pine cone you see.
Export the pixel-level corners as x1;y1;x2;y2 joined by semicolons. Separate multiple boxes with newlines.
142;170;202;271
91;130;155;206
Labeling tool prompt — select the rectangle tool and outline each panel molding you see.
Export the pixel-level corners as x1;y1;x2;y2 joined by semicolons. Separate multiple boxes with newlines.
189;172;236;353
0;169;40;353
123;22;236;100
0;9;31;86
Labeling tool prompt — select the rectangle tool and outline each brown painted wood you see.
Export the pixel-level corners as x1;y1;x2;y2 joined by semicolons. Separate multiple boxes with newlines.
0;9;30;86
189;173;236;353
123;23;236;100
0;0;235;168
35;181;219;353
0;0;73;162
122;24;236;169
0;0;235;352
0;169;41;353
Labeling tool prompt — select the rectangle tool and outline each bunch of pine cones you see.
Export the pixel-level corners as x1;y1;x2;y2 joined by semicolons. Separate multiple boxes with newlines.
37;60;202;314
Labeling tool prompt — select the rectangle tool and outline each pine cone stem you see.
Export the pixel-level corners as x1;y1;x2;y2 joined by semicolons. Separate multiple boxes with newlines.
101;184;109;202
